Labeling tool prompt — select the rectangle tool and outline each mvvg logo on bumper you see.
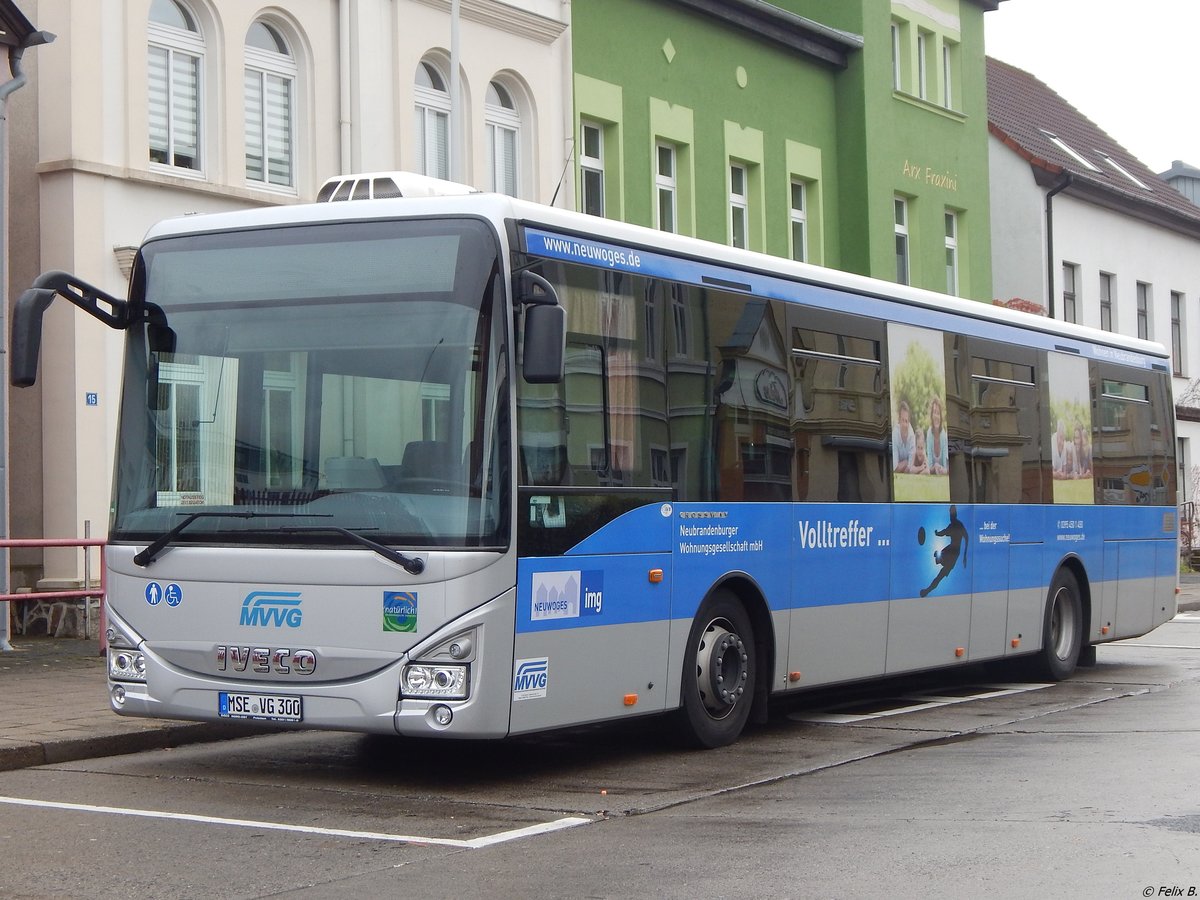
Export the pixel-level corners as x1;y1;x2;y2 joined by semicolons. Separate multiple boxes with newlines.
240;591;303;628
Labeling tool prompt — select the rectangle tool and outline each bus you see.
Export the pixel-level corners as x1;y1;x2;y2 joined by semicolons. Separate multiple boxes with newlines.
11;173;1178;748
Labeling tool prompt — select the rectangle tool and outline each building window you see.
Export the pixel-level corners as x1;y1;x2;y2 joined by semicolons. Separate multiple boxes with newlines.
1062;264;1078;324
671;284;690;357
149;0;204;172
1100;272;1114;331
789;180;808;263
944;210;958;296
729;163;748;249
916;31;929;100
1172;291;1184;374
485;81;520;197
890;22;902;91
894;196;910;285
656;142;677;233
580;120;605;217
415;61;451;180
244;21;295;189
1137;281;1151;340
942;43;955;109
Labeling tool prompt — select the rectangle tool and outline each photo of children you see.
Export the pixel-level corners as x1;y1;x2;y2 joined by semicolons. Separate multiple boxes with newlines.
888;323;950;502
1047;352;1094;504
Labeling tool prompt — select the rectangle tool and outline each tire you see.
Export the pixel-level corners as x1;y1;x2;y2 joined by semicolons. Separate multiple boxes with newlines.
674;590;756;749
1033;568;1083;681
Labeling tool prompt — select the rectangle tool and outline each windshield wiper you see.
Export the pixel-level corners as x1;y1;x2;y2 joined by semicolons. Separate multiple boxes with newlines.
133;511;331;567
280;526;425;575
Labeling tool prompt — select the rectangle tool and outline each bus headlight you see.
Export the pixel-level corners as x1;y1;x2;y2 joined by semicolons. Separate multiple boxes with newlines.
402;663;468;700
109;650;147;683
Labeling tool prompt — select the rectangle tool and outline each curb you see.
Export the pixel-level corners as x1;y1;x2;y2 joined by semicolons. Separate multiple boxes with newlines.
0;721;260;773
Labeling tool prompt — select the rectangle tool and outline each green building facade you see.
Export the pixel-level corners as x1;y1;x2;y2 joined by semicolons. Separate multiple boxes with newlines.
571;0;999;301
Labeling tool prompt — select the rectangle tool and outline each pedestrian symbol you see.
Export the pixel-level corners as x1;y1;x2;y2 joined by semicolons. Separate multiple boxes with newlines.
145;582;163;606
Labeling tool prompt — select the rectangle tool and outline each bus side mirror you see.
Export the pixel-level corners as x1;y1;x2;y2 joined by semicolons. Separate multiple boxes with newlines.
515;271;564;384
10;270;131;387
522;304;565;384
10;286;57;387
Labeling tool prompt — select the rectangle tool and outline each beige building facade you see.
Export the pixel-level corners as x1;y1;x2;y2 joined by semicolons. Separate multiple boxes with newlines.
7;0;570;588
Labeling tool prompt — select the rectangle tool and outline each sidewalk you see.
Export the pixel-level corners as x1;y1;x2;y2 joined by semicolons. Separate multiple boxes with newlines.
2;583;1198;773
0;636;254;772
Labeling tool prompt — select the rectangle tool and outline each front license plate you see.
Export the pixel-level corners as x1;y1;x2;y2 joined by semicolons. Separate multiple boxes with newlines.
218;691;303;722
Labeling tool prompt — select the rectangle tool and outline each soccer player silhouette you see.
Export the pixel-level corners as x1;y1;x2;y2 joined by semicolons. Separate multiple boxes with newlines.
921;505;968;597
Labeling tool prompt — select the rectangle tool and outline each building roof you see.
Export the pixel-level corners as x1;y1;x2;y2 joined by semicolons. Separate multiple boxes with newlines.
986;56;1200;235
0;0;40;49
668;0;863;68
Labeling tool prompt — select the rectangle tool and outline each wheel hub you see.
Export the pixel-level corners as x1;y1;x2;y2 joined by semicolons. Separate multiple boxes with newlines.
696;622;749;717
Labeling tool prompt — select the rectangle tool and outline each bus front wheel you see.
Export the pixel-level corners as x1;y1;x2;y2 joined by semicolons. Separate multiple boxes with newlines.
1034;568;1083;681
675;590;756;749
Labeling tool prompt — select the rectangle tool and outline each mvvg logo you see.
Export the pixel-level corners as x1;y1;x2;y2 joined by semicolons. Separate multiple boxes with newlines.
513;657;549;700
240;591;303;628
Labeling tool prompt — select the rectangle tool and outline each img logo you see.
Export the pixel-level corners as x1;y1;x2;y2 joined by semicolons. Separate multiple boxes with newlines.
513;657;549;700
530;570;603;621
239;591;303;628
383;591;418;633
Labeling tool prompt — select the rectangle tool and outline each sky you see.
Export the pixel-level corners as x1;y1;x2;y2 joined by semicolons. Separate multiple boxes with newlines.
984;0;1198;174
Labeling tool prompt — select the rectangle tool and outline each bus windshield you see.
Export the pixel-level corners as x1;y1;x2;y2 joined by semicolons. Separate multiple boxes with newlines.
111;217;510;551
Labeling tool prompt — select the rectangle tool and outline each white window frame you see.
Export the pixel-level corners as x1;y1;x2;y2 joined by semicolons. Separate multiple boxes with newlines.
148;3;205;175
729;162;748;249
1099;272;1114;332
1172;290;1185;375
942;43;954;109
944;209;958;296
580;120;605;217
1062;263;1078;324
891;22;902;91
655;142;677;234
485;81;521;197
894;196;910;285
244;23;297;190
916;31;929;100
1137;282;1151;340
415;61;451;180
789;179;808;263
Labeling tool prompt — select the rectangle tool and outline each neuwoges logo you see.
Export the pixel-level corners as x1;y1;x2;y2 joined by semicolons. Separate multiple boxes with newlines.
239;591;303;628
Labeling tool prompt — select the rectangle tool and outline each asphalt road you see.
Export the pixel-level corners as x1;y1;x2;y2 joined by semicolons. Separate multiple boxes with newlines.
2;614;1198;899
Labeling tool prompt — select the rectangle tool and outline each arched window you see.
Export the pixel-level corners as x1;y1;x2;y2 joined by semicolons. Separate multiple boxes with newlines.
245;21;296;188
485;81;520;196
414;61;450;180
148;0;204;171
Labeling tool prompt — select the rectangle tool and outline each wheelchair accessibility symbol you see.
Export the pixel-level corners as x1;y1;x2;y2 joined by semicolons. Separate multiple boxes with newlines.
145;582;183;607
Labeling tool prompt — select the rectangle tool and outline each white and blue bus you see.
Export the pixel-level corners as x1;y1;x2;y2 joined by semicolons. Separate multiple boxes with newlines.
11;173;1178;748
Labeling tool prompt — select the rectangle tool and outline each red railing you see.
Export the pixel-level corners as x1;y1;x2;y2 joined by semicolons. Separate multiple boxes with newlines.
0;538;107;649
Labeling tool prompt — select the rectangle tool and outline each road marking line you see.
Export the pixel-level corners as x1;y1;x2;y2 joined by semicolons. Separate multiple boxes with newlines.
790;683;1053;725
0;795;590;848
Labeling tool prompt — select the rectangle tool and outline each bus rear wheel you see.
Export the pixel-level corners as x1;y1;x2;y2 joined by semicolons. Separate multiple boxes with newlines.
1034;569;1083;681
675;590;756;749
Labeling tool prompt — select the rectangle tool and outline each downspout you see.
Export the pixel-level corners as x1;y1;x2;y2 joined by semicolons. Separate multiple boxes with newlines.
1044;172;1072;319
338;0;352;174
0;30;55;652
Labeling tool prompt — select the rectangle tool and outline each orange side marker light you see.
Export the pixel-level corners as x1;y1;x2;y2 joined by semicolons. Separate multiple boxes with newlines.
955;647;965;658
648;569;664;583
623;694;638;706
1011;638;1020;649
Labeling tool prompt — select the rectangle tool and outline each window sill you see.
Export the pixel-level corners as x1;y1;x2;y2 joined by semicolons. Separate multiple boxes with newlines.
892;91;967;123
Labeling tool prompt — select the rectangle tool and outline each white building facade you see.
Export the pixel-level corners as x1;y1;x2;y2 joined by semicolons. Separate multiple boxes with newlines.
7;0;570;588
987;57;1200;513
